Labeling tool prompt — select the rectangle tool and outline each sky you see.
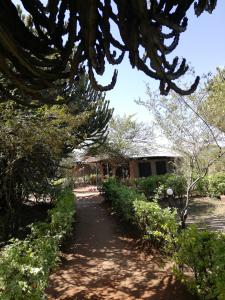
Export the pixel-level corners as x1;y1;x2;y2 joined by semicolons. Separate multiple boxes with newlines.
12;0;225;124
101;1;225;122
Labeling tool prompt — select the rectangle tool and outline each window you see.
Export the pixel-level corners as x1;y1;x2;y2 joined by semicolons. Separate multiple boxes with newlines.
155;161;167;175
138;162;151;177
102;163;112;176
115;165;130;179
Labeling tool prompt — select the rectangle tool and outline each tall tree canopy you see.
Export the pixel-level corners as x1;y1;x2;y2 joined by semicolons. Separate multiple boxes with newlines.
0;0;217;103
0;73;112;238
138;82;225;227
201;68;225;133
87;114;154;162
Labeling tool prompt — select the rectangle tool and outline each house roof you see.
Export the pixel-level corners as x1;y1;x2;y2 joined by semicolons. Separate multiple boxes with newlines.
130;150;181;159
80;155;109;163
73;148;181;164
72;149;109;163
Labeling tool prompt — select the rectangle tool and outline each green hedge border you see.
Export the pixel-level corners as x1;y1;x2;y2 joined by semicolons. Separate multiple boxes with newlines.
0;188;75;300
102;178;178;247
102;179;225;300
133;172;225;199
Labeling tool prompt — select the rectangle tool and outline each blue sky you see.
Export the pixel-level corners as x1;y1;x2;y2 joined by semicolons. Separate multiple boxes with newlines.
103;2;225;121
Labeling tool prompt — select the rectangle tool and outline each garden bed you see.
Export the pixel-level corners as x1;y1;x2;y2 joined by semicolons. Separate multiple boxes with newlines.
0;188;75;300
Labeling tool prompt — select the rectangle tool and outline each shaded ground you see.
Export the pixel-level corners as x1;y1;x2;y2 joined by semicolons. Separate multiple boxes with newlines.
188;197;225;231
0;200;52;244
46;186;195;300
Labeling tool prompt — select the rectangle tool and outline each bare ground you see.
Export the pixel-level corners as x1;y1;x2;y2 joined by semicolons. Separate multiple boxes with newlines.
188;197;225;231
46;186;195;300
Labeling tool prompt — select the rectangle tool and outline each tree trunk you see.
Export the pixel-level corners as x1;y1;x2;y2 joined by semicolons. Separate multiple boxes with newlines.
180;187;191;229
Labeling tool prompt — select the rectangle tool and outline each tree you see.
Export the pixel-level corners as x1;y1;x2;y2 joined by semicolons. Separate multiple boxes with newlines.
0;74;112;238
107;114;154;156
0;1;217;102
65;76;113;149
88;114;154;171
138;83;225;228
0;102;60;238
200;68;225;133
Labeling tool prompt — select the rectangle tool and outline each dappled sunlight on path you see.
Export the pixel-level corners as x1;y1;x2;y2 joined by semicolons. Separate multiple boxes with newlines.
46;186;194;300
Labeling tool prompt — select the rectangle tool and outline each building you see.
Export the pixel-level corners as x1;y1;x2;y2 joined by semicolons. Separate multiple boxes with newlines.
128;150;181;178
73;149;181;180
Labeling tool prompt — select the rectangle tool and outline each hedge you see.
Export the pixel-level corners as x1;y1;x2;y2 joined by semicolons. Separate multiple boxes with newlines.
135;174;186;199
133;200;178;249
173;226;225;300
135;172;225;199
0;188;75;300
208;173;225;197
102;178;178;247
102;179;225;300
195;173;225;198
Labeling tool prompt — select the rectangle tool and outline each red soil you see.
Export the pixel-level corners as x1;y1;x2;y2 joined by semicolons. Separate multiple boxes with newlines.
46;186;196;300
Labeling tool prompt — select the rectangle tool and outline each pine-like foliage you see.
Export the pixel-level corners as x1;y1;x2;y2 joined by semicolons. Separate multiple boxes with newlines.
0;0;217;102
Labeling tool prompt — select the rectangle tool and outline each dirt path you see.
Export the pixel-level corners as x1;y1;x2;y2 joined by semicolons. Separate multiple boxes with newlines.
46;186;195;300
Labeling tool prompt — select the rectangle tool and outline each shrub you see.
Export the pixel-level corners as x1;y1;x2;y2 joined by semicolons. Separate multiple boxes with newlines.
165;174;186;199
0;188;75;300
102;178;146;223
133;200;178;249
135;175;165;198
193;173;225;197
102;179;179;248
173;225;225;300
48;189;75;238
208;173;225;197
194;176;209;196
103;179;225;299
135;174;186;200
101;178;118;202
135;172;225;199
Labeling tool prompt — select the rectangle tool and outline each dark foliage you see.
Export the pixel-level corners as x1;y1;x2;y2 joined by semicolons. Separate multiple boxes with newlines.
0;0;217;103
0;74;112;239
